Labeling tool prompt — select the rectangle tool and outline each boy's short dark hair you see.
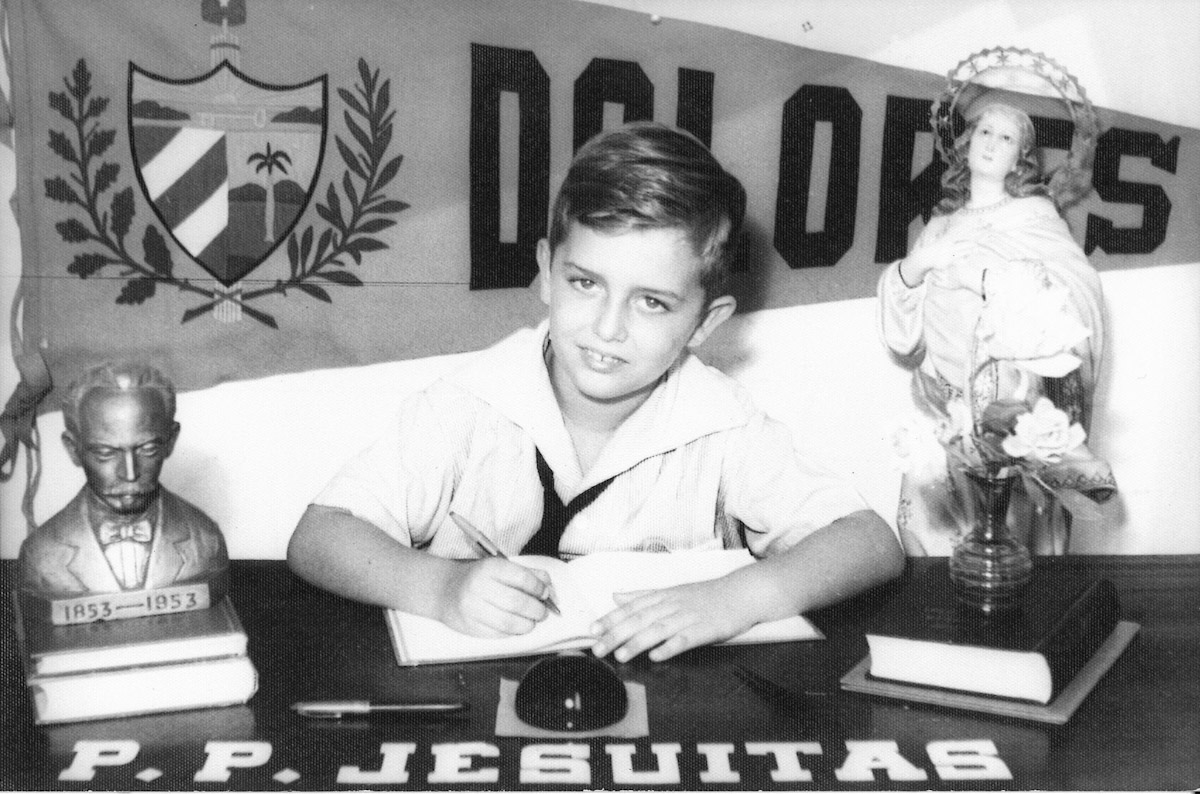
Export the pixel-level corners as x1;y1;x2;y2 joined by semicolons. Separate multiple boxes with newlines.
547;122;746;302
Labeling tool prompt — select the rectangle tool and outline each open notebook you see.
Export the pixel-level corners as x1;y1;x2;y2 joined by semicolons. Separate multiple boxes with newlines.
386;549;823;665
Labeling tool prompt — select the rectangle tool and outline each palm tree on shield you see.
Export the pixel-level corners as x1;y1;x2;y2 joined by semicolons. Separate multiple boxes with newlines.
247;142;292;242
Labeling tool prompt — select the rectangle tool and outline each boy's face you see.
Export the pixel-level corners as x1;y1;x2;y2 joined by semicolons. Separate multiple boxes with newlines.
537;222;735;410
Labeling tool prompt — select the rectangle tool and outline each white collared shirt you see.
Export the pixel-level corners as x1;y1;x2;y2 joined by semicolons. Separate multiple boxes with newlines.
314;322;867;559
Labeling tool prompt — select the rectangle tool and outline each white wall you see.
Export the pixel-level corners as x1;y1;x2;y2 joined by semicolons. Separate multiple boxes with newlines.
3;1;1198;556
6;270;1194;559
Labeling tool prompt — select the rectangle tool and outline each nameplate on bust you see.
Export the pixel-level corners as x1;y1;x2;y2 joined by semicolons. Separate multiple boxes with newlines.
38;583;212;625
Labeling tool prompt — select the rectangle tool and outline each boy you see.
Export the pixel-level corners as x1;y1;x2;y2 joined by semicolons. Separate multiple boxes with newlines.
288;122;903;662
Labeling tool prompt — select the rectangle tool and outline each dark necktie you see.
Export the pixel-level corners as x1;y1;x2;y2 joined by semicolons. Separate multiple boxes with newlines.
522;448;614;558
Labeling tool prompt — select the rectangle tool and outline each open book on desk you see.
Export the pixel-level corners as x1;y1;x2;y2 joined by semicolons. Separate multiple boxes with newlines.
386;549;822;665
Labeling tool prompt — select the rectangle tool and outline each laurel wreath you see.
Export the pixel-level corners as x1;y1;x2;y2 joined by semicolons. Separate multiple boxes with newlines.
44;57;406;329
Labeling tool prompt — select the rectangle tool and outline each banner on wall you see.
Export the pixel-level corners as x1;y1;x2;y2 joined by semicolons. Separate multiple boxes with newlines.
5;0;1199;402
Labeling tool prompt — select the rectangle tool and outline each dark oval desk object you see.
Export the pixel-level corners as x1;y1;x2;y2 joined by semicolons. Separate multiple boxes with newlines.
514;651;628;731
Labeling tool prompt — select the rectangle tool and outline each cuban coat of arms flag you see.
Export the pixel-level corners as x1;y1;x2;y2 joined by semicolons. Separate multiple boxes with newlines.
3;0;1197;407
129;62;325;294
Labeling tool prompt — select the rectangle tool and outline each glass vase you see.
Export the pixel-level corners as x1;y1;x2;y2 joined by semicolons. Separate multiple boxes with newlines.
949;467;1033;614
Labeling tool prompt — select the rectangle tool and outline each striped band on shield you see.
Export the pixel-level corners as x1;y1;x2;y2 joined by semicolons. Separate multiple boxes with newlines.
132;125;229;269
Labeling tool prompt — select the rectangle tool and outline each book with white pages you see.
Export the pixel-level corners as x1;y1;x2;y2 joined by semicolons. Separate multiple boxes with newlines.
26;654;258;725
386;549;823;665
13;595;248;677
12;595;257;724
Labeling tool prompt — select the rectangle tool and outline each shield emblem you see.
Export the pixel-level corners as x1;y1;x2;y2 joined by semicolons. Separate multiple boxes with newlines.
129;61;327;286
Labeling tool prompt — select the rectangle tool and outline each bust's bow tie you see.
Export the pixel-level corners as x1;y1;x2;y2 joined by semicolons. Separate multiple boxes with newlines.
97;519;153;545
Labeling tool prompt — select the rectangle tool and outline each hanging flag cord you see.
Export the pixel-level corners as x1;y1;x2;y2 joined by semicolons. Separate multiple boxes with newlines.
1;15;52;534
0;283;52;535
0;0;12;137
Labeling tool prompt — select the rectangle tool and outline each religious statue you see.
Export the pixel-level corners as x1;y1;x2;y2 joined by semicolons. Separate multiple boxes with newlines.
877;48;1116;557
17;362;229;615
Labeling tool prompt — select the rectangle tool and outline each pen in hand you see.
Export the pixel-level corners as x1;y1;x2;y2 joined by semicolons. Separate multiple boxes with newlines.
449;511;561;616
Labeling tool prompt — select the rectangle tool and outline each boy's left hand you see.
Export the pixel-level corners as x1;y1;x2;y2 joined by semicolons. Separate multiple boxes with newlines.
589;577;757;662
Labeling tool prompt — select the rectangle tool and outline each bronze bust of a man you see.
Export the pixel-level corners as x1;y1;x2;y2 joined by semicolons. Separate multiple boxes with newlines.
17;363;229;603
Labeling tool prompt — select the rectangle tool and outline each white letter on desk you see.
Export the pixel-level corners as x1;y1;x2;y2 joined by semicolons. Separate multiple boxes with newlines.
59;740;140;781
696;743;740;783
337;743;417;784
520;743;591;784
428;742;499;784
194;741;273;783
607;743;682;785
745;742;822;782
927;740;1013;780
835;740;928;782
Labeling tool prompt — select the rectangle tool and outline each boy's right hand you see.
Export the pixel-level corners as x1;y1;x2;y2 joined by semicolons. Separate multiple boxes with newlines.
438;558;556;637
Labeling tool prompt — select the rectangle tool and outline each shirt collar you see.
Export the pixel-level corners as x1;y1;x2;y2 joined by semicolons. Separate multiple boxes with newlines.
447;321;752;493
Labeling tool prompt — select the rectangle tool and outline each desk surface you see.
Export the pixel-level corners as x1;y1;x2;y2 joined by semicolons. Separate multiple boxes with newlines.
2;556;1198;791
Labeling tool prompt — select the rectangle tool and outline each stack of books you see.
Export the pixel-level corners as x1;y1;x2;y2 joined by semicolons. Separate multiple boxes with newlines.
12;593;257;724
840;563;1138;724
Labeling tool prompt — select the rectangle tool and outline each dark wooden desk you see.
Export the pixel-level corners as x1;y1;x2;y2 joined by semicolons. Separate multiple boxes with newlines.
2;556;1198;790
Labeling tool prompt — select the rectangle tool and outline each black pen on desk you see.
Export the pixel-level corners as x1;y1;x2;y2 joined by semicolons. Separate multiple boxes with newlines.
449;511;561;616
291;700;468;719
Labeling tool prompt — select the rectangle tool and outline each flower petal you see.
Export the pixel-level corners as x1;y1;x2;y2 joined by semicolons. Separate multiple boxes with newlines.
1016;351;1083;378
